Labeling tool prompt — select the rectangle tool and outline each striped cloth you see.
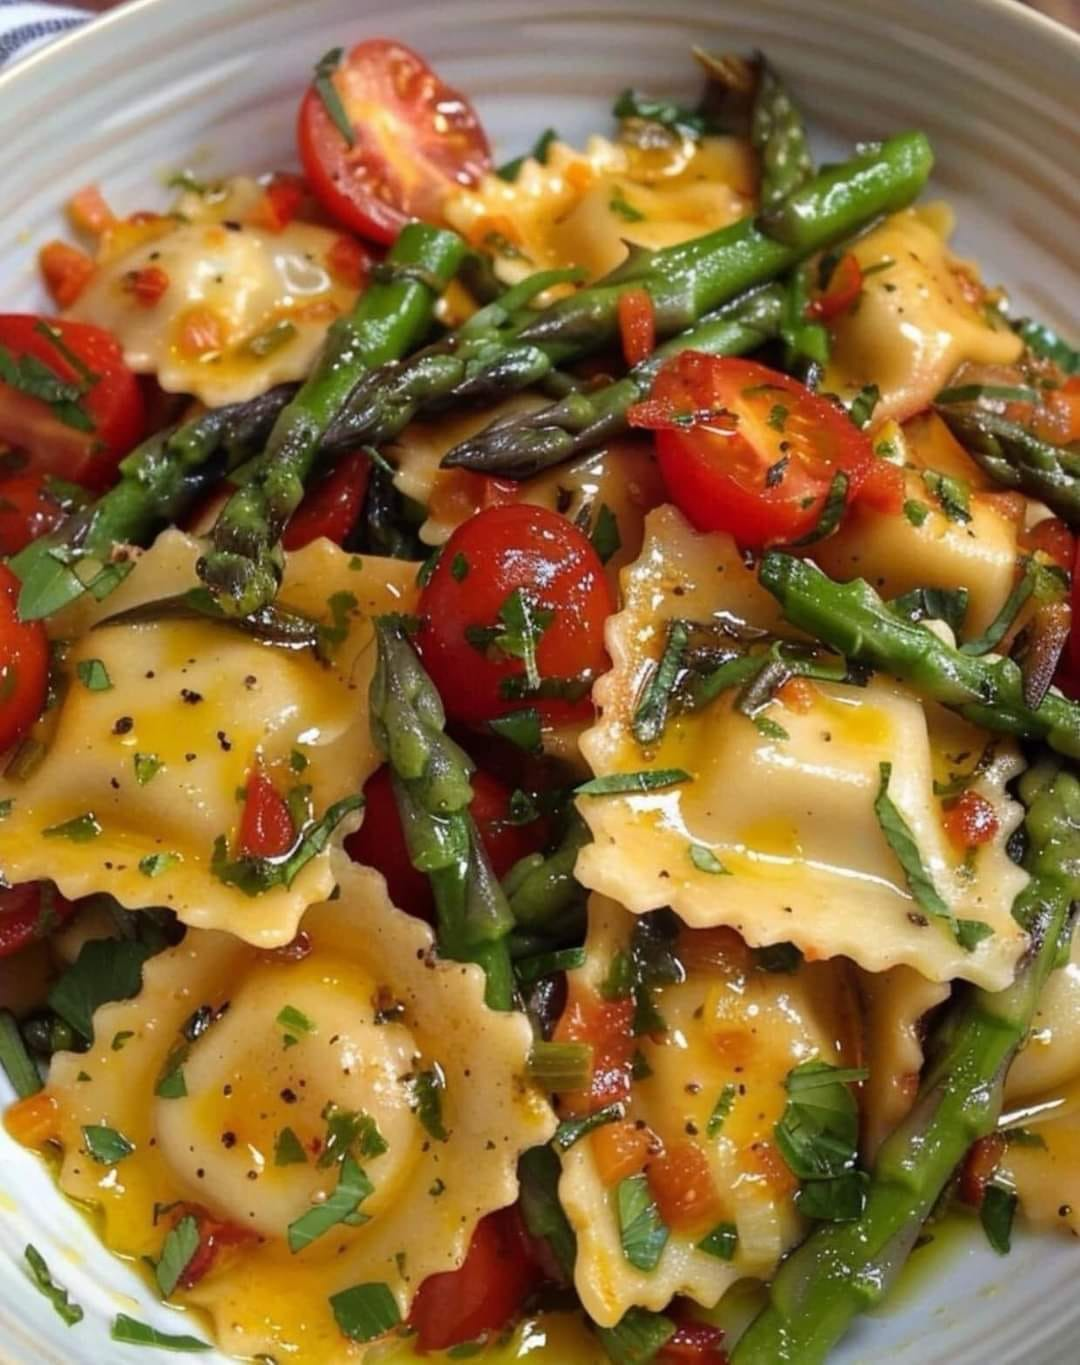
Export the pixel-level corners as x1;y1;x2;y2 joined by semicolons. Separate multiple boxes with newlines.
0;2;89;66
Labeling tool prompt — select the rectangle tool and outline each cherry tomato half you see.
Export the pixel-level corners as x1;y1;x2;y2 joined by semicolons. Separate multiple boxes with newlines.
0;471;68;556
345;764;548;920
0;563;48;754
0;883;74;959
416;503;614;728
629;353;874;549
283;450;371;550
298;39;491;246
0;316;144;490
409;1207;541;1351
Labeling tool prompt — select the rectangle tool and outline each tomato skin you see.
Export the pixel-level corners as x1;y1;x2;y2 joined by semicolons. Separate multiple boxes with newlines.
345;764;547;920
409;1207;540;1351
238;769;295;858
282;450;371;550
659;1321;729;1364
298;39;491;245
416;504;614;727
172;1204;259;1289
0;883;74;958
1021;516;1075;573
629;354;873;550
0;563;48;754
854;456;905;516
0;316;144;490
806;252;862;322
554;982;636;1116
0;472;67;556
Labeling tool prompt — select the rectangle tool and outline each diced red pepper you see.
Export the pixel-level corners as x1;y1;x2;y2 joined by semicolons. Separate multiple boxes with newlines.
238;768;295;858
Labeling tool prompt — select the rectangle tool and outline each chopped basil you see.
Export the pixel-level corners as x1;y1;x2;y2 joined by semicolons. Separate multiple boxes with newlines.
156;1214;200;1297
790;470;849;546
82;1123;135;1165
139;852;178;879
706;1084;737;1138
0;798;12;819
922;468;971;523
496;127;558;181
110;1313;210;1351
689;843;730;875
617;1173;669;1271
317;590;359;658
329;1281;402;1344
134;751;162;785
25;1244;83;1326
632;619;689;746
697;1222;738;1260
596;1307;676;1365
958;556;1038;656
590;502;622;564
889;585;969;635
1004;1127;1048;1150
774;1060;869;1222
753;714;789;741
553;1102;624;1152
847;384;881;429
767;403;789;432
48;937;153;1041
287;1153;373;1252
75;657;112;692
274;1127;308;1166
42;812;101;842
980;1182;1018;1255
956;918;995;951
0;342;96;433
488;707;542;752
1010;316;1079;374
312;49;355;147
609;186;645;222
0;1009;41;1098
494;587;553;691
903;498;930;527
318;1104;388;1166
277;1004;315;1047
409;1066;449;1141
576;768;691;797
415;545;442;588
211;793;363;896
518;1144;577;1279
451;551;470;581
612;87;712;139
155;1045;188;1099
111;1031;134;1051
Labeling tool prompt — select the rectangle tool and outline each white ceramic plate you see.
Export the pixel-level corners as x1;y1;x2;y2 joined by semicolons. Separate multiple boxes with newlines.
0;1;1077;1361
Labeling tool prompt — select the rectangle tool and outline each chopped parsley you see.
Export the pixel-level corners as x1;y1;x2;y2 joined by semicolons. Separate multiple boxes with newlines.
81;1123;135;1165
24;1244;83;1326
616;1173;669;1270
312;49;355;146
75;657;112;692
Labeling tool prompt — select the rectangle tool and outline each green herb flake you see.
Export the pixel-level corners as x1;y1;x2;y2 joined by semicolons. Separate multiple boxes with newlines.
697;1222;738;1260
848;384;881;429
410;1067;449;1141
774;1060;869;1223
496;127;558;182
1011;317;1080;374
616;1173;669;1271
596;1307;676;1364
876;761;968;946
290;748;309;773
155;1046;188;1100
134;751;162;785
111;1030;135;1051
139;852;179;879
25;1244;83;1326
706;1084;737;1138
0;798;12;819
922;468;972;524
613;87;710;138
553;1102;624;1152
42;812;102;842
48;938;152;1041
488;707;542;753
590;503;621;565
767;403;789;432
287;1153;373;1253
312;49;355;147
211;793;363;896
277;1004;315;1047
451;552;470;582
274;1126;309;1166
242;320;297;359
609;186;645;222
75;657;112;692
690;843;730;876
495;587;553;691
110;1313;210;1351
753;714;789;741
576;768;692;797
156;1214;200;1297
980;1182;1018;1255
789;470;850;547
329;1281;402;1344
82;1123;135;1165
903;499;930;527
632;619;688;747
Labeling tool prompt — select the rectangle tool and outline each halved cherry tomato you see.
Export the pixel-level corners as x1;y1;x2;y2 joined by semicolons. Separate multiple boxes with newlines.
629;353;874;550
659;1321;729;1365
0;472;68;556
416;503;614;727
806;252;862;322
0;316;144;490
238;769;295;858
298;39;491;245
0;563;48;754
0;883;74;958
409;1207;540;1351
345;764;548;920
283;450;371;550
618;288;656;367
554;981;636;1117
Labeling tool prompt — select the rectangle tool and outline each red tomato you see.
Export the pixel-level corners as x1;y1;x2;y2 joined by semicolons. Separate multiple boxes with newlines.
1021;516;1075;573
854;456;905;516
298;39;491;245
416;504;614;727
0;883;74;959
345;764;547;919
282;450;371;550
0;472;68;556
618;288;656;367
247;173;306;233
0;316;144;490
942;790;1000;850
659;1321;729;1365
171;1204;259;1289
0;563;48;754
554;982;636;1116
238;769;295;858
325;234;373;291
38;241;95;309
629;353;873;549
409;1207;540;1351
805;252;863;322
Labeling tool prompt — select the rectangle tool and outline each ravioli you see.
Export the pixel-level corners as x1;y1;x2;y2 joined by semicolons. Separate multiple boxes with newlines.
557;897;857;1327
66;180;359;407
34;860;554;1364
0;531;418;946
822;205;1023;422
576;506;1030;989
443;134;754;285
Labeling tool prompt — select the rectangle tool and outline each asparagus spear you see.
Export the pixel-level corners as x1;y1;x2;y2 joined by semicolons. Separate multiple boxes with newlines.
440;285;784;480
9;385;296;622
751;54;814;213
938;407;1080;528
198;223;466;616
758;551;1080;759
321;135;931;466
732;760;1080;1364
370;619;515;1010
